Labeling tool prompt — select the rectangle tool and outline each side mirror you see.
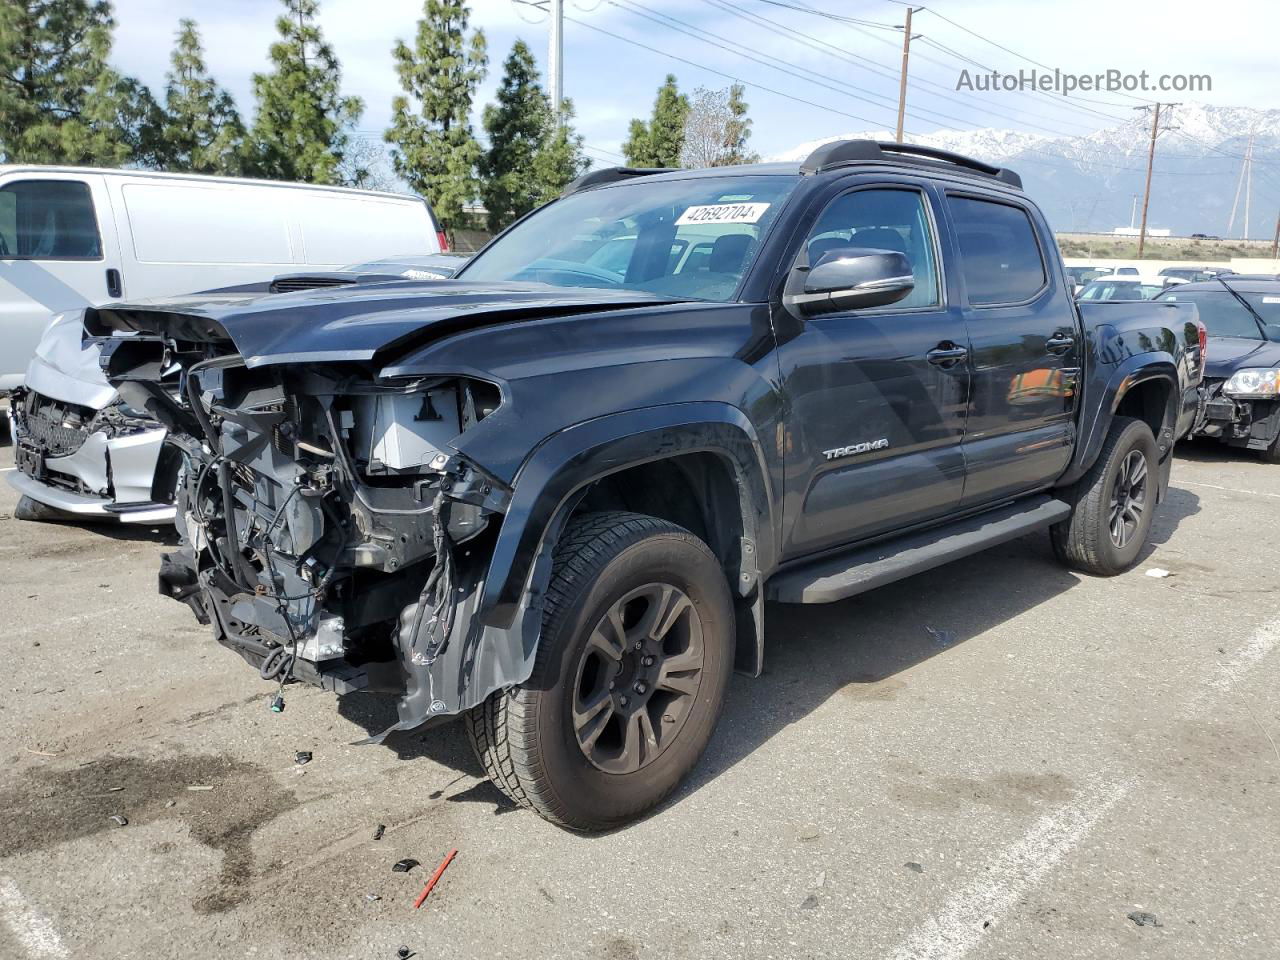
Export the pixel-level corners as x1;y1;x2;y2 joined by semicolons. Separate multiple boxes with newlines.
788;247;914;315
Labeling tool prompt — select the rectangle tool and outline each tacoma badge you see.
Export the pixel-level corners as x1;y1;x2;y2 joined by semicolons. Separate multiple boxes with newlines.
823;438;890;460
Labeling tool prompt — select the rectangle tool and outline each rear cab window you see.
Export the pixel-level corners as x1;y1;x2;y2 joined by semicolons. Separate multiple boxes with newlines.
947;195;1047;305
0;179;102;259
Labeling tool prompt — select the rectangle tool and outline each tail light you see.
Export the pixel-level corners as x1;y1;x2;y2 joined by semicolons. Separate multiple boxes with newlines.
436;230;449;253
1197;321;1208;382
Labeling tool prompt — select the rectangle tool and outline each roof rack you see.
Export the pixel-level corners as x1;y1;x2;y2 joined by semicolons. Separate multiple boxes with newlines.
800;139;1022;189
562;166;676;196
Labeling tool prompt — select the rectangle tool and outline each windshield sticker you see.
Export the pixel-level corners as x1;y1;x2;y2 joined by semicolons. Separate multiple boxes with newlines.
1264;296;1280;303
676;202;770;226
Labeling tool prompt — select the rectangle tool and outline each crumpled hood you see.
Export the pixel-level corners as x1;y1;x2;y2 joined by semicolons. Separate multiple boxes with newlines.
25;311;117;410
1205;336;1280;379
94;281;677;369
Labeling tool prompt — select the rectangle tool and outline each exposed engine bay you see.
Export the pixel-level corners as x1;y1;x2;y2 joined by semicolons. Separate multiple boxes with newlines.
106;326;533;738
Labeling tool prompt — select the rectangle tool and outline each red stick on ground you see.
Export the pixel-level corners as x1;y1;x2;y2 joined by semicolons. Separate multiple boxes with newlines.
413;849;458;909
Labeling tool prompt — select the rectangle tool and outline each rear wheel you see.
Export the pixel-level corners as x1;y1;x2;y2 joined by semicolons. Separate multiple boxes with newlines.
1051;416;1158;575
465;511;734;831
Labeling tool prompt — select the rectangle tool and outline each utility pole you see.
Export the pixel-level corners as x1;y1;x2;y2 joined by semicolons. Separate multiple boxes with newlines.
894;7;922;144
1271;208;1280;260
1136;102;1178;260
1228;133;1253;237
548;0;564;125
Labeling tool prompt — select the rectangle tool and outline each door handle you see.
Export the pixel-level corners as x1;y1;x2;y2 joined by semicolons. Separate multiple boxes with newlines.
926;342;968;367
1045;333;1075;355
105;268;122;299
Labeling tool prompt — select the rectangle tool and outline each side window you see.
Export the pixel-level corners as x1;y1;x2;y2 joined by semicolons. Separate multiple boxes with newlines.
804;187;940;309
0;180;102;259
948;195;1046;305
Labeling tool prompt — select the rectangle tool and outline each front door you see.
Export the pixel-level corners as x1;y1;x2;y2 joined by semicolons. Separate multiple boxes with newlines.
0;173;121;391
775;182;971;560
942;192;1080;507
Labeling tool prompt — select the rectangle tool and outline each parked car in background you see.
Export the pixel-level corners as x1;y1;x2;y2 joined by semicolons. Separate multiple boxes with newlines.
1077;278;1170;301
1159;266;1218;283
98;140;1203;829
1064;265;1105;295
4;169;448;523
1157;277;1280;460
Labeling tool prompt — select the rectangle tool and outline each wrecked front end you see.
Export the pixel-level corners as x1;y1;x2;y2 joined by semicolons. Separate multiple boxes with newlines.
104;324;536;740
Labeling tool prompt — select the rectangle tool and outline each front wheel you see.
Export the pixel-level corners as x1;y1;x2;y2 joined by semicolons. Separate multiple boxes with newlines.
1051;416;1159;575
466;511;734;831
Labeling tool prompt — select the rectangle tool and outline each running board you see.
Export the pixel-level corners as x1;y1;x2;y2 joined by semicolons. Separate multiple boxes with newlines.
767;496;1071;604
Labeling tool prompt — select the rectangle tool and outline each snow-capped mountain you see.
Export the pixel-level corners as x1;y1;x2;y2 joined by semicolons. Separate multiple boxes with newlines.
772;103;1280;237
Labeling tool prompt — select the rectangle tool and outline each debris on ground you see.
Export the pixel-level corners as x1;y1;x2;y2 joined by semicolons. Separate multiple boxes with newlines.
813;870;826;889
926;626;957;647
294;751;312;765
905;862;925;874
392;858;419;873
106;786;124;792
108;814;128;827
24;748;58;757
798;824;820;841
187;785;214;792
413;848;458;909
365;894;381;902
165;800;177;808
373;824;386;841
1145;568;1173;578
1127;911;1163;928
800;894;818;910
396;947;413;959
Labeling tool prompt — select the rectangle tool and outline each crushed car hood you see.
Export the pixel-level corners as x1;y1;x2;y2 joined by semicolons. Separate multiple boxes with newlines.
1205;336;1280;379
25;311;117;410
93;281;679;369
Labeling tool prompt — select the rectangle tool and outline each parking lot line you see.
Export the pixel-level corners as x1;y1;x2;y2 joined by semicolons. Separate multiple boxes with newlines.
0;876;69;960
890;615;1280;960
1178;479;1280;500
888;775;1133;960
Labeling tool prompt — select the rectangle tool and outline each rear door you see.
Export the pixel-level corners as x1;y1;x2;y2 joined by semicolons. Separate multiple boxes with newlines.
943;192;1081;506
775;179;971;559
0;173;121;391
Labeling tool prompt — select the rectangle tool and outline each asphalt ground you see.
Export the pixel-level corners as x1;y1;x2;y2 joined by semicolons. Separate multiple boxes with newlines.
1;437;1277;960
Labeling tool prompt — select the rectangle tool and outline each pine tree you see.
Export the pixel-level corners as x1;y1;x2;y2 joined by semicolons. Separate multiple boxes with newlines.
386;0;487;240
622;75;689;168
246;0;363;184
722;83;758;165
532;97;589;203
479;40;586;232
159;19;245;174
0;0;160;166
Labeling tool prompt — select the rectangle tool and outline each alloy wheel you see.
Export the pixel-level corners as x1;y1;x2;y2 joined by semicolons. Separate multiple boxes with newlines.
571;582;705;774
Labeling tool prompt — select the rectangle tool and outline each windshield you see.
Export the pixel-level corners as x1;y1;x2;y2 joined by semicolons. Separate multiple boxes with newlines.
1156;288;1280;339
458;175;798;302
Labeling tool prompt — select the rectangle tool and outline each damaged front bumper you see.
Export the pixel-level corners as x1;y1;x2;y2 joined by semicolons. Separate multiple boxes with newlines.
1194;379;1280;451
141;355;542;739
8;388;176;522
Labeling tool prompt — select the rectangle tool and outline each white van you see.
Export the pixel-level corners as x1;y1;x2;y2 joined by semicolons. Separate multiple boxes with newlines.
0;166;444;394
2;166;444;522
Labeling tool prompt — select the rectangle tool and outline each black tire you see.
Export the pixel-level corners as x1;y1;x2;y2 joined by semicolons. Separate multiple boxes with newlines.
1051;416;1159;575
465;510;734;831
1261;432;1280;464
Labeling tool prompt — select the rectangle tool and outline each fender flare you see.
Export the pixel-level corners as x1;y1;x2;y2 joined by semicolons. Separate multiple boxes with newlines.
1061;353;1179;487
475;401;776;631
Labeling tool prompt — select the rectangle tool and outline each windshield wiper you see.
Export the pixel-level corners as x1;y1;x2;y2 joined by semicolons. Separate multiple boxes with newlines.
1215;277;1269;338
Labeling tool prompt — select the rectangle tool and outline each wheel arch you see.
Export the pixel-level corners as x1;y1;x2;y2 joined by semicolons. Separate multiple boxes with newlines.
1060;355;1179;489
475;402;776;675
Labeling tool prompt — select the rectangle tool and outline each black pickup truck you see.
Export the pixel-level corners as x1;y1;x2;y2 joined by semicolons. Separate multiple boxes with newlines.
97;141;1204;830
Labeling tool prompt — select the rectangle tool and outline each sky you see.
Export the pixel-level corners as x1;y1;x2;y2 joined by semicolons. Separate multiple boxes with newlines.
106;0;1280;167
